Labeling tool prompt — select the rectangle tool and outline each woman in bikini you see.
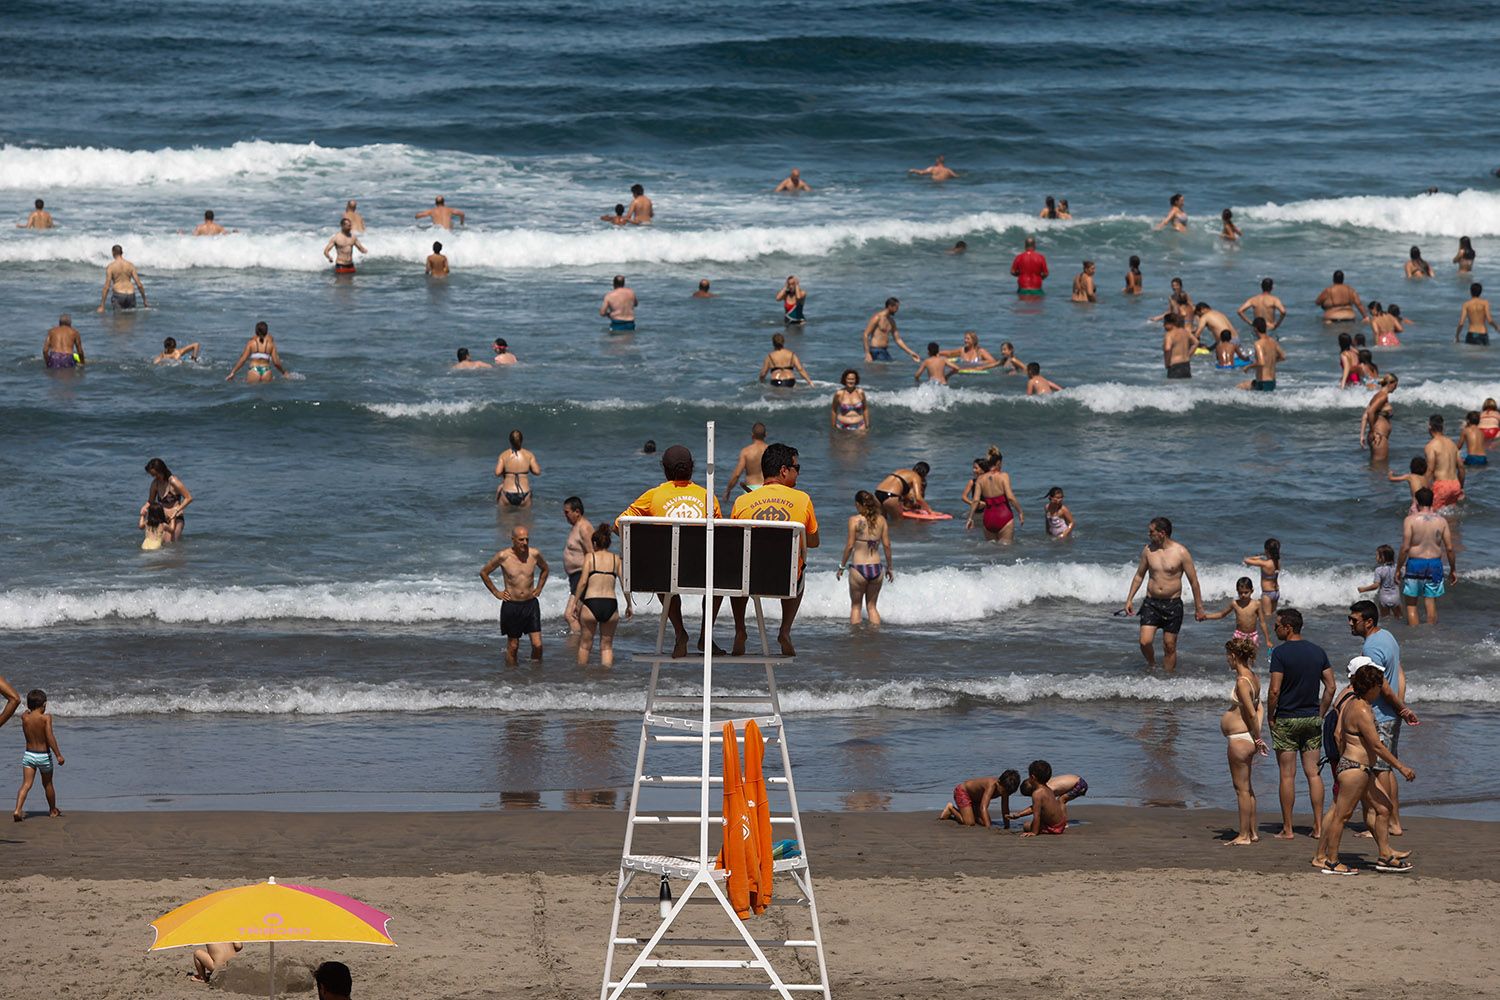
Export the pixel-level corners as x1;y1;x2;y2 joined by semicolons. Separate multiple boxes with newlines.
1360;375;1398;463
1220;636;1267;846
495;429;541;508
1480;397;1500;442
1454;235;1476;273
1404;246;1432;278
874;463;931;519
139;457;192;542
945;330;998;372
758;332;812;388
965;451;1023;542
1243;537;1281;621
1039;196;1059;220
1336;332;1362;388
574;523;631;667
837;491;893;625
225;321;286;383
1123;255;1143;295
1367;301;1401;347
830;368;869;432
1155;192;1188;232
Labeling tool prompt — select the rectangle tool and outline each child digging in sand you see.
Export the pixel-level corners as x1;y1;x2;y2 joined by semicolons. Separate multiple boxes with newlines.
1202;576;1273;647
938;770;1020;828
1006;760;1088;826
1018;774;1068;836
14;689;63;821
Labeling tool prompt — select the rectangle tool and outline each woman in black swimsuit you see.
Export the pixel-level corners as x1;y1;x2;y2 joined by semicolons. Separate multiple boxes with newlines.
873;462;931;519
574;523;632;667
139;457;192;542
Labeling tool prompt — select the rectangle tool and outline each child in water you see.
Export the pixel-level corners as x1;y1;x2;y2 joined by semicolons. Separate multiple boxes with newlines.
14;689;64;821
1388;455;1431;513
1220;208;1242;241
1202;577;1272;647
938;770;1020;829
1358;544;1402;620
1024;362;1062;395
1042;486;1074;538
140;503;169;551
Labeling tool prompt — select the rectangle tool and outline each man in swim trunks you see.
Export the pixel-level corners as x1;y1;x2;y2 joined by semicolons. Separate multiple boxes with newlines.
1122;516;1206;672
1010;237;1048;295
1423;414;1466;510
1192;301;1239;349
192;210;227;236
42;315;84;369
601;275;638;331
908;155;958;181
495;429;540;507
774;168;811;193
426;241;450;276
97;245;147;312
1162;313;1196;379
1070;260;1096;302
492;338;517;365
1236;277;1287;331
692;279;716;299
625;183;653;224
1455;282;1498;345
914;342;954;385
561;496;594;632
415;195;465;230
452;347;491;370
17;198;53;229
342;200;366;233
1314;270;1367;323
1236;317;1285;391
480;525;549;666
862;297;918;362
777;275;806;324
938;770;1019;828
723;423;769;499
322;218;367;274
1395;487;1456;625
729;442;819;656
1462;410;1488;465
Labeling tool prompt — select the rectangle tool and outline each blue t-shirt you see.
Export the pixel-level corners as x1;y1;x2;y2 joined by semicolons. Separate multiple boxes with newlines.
1268;639;1330;718
1362;629;1401;723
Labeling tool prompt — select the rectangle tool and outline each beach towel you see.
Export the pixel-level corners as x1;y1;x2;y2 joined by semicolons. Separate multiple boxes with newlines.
743;720;773;914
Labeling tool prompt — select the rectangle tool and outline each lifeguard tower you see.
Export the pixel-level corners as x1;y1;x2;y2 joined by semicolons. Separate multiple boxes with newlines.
600;422;832;999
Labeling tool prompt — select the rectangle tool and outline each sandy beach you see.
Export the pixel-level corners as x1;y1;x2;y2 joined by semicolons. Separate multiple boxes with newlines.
5;807;1498;999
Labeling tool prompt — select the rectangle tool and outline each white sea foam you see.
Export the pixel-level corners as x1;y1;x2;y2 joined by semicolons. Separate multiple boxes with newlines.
0;141;333;189
1243;189;1500;237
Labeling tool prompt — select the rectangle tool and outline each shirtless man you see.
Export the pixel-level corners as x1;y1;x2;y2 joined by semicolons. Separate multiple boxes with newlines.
1236;277;1287;331
1395;487;1456;626
322;218;367;274
1315;270;1367;323
415;195;465;230
342;200;365;234
17;199;53;229
862;297;919;362
1122;516;1207;672
42;315;84;369
1455;282;1498;345
625;184;653;225
1462;410;1487;465
914;342;954;385
692;279;716;298
480;526;549;666
190;210;227;236
1424;414;1466;510
600;275;638;331
723;423;769;499
1070;260;1097;302
908;155;958;181
1237;318;1285;391
561;497;594;633
1024;362;1061;395
495;429;540;508
425;241;449;276
600;203;627;225
1312;661;1416;875
452;347;491;370
1192;301;1238;348
1161;313;1196;379
95;245;146;312
774;168;811;193
492;338;517;365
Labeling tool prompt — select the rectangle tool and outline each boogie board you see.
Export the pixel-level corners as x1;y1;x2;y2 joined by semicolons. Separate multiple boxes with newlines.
949;367;994;376
902;509;952;521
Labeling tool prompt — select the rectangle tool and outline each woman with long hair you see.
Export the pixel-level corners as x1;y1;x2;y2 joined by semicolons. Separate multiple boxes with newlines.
1220;636;1266;846
837;491;892;625
225;321;286;383
139;457;192;542
1243;538;1281;620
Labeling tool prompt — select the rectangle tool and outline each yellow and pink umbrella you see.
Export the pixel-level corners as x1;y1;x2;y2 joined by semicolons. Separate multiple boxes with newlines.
149;877;395;999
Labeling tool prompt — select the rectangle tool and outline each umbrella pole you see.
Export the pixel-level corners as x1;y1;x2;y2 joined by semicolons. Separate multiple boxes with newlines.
268;940;275;1000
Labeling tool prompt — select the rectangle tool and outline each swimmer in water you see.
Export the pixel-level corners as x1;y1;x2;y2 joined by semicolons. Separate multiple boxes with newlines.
1315;270;1367;323
1071;261;1097;302
98;244;148;312
777;275;807;324
1220;208;1242;240
1462;410;1488;466
625;183;653;225
153;337;200;363
1236;318;1285;392
994;341;1026;374
830;370;869;433
453;347;492;370
1155;193;1188;232
1040;196;1060;220
966;451;1023;542
225;321;286;383
1213;330;1251;368
1236;277;1286;332
759;332;813;388
1479;398;1500;442
1336;332;1362;388
1360;375;1398;462
1202;576;1273;647
1162;313;1196;380
908;155;959;181
1150;277;1194;325
192;210;228;236
323;218;367;275
600;274;638;331
837;491;894;625
723;423;770;497
1056;199;1072;219
495;429;540;508
1388;454;1429;513
862;297;919;362
692;279;716;298
600;203;627;225
1124;255;1143;295
342;200;366;234
1025;362;1061;395
492;338;517;365
1454;236;1476;274
774;168;811;193
1455;282;1499;345
1366;301;1401;347
41;315;84;370
1043;486;1074;538
914;342;954;386
960;451;992;511
874;464;934;519
416;196;465;230
425;241;449;276
17;198;53;229
1405;246;1433;278
141;457;192;542
941;330;998;371
949;240;968;255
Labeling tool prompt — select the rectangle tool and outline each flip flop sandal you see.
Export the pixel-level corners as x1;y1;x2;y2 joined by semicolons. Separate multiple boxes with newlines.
1375;857;1413;873
1320;862;1359;876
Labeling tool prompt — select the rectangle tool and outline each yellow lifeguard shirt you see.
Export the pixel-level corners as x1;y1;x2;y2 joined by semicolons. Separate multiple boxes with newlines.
618;480;722;522
731;483;816;569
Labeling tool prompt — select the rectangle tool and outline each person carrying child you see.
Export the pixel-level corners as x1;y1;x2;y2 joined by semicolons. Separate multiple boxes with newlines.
14;689;63;821
1202;576;1273;647
938;770;1020;829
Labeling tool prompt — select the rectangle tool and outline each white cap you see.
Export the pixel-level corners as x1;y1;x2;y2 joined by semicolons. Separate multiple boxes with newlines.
1347;655;1376;677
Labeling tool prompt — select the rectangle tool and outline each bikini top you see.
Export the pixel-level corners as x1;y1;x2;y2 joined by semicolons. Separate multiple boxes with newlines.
584;553;620;584
838;394;865;414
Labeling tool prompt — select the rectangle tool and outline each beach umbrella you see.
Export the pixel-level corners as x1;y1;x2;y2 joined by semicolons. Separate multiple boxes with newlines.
149;877;395;999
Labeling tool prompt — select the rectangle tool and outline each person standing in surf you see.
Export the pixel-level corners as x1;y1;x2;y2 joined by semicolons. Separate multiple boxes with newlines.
861;297;919;362
1010;237;1048;295
600;275;638;331
495;429;540;509
97;244;147;311
837;491;892;625
776;275;807;324
1315;270;1367;323
480;525;549;667
323;218;367;275
723;423;770;497
415;195;465;230
1236;277;1287;331
965;452;1023;542
1122;517;1207;672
